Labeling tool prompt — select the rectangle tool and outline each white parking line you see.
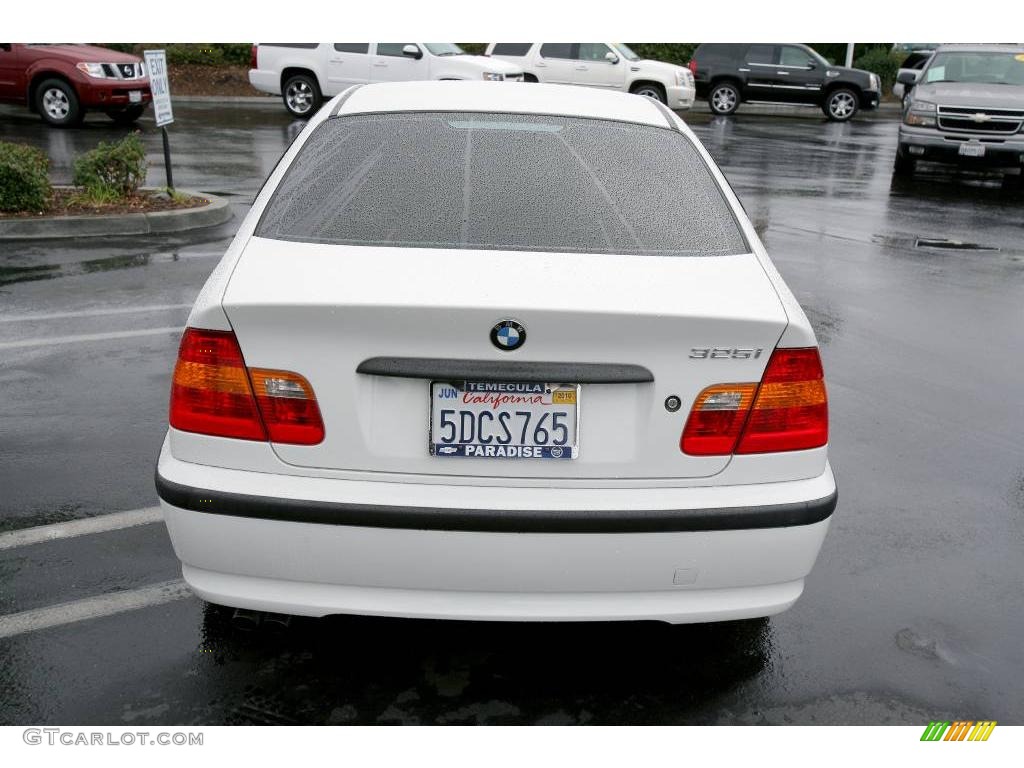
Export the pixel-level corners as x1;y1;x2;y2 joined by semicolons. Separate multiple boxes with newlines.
0;326;183;351
0;506;164;551
0;303;192;323
0;580;192;639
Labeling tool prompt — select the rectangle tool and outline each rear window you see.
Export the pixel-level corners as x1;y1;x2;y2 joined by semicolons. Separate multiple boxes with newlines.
333;43;369;54
256;112;747;258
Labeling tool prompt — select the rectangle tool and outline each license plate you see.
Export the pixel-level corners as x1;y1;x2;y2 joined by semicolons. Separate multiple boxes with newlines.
128;90;142;103
429;381;579;459
959;142;985;157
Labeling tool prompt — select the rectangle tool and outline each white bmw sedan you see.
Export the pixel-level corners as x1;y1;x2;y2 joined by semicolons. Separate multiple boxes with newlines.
156;81;837;624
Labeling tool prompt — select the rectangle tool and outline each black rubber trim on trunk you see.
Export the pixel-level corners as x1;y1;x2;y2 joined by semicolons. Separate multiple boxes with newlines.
155;472;836;534
356;357;654;384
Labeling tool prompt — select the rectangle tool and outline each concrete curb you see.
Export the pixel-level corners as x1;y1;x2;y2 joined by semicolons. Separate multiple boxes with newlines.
173;95;278;104
0;189;233;241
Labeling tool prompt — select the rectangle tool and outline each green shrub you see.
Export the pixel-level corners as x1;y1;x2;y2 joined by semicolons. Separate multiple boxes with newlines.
625;44;698;68
0;141;51;213
72;134;147;201
97;43;253;66
854;47;906;92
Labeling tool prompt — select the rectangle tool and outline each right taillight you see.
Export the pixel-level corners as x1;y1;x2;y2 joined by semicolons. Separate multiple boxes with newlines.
687;59;698;75
250;44;258;70
169;328;324;445
680;347;828;456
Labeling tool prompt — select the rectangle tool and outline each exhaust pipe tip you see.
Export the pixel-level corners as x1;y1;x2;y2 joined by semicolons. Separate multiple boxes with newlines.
231;608;262;632
262;612;293;633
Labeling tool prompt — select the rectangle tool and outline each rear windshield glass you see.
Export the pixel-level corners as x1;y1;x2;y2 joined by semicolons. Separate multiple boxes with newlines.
256;112;747;257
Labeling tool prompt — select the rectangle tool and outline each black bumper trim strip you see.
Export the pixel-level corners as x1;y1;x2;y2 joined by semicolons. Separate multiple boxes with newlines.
155;472;836;534
356;357;654;384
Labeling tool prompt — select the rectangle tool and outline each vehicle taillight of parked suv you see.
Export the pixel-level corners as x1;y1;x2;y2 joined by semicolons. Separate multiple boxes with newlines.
0;43;151;127
689;43;880;121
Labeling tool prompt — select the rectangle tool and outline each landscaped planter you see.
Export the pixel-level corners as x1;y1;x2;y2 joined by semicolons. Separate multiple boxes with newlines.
0;187;232;240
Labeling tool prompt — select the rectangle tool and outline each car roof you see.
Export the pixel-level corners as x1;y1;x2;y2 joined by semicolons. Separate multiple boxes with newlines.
333;81;673;128
934;44;1024;54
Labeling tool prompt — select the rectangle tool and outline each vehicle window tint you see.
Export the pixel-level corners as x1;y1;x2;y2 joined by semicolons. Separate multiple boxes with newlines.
334;44;369;54
779;46;813;68
745;44;776;64
377;44;417;58
257;112;747;258
491;43;532;56
539;44;576;60
578;43;613;62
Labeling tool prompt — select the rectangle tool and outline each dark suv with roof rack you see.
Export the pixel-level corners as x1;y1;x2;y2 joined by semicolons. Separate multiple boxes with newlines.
894;44;1024;178
689;43;880;121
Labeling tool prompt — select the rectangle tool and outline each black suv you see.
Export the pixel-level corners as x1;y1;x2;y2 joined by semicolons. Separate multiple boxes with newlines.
690;44;881;121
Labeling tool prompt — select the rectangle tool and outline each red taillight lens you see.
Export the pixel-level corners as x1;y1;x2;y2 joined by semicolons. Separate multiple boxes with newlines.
249;368;325;445
680;383;758;455
250;44;258;69
169;328;325;445
170;329;266;441
688;59;698;75
680;348;828;456
737;348;827;454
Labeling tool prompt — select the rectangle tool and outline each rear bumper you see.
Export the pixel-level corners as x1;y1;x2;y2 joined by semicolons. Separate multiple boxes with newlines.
249;69;280;96
156;442;836;623
899;125;1024;168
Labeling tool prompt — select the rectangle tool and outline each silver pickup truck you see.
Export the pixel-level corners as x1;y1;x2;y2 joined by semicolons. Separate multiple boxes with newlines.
895;44;1024;180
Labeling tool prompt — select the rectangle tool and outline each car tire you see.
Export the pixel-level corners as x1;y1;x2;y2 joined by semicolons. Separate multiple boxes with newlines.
893;146;916;176
630;82;667;104
282;73;322;119
105;105;147;125
824;88;859;122
35;78;83;127
708;82;741;116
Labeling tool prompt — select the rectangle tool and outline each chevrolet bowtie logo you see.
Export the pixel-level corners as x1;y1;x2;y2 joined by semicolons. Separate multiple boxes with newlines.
972;113;991;123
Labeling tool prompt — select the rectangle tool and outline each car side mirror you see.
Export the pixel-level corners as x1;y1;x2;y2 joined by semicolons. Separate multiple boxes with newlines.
402;44;422;60
605;51;619;64
896;69;920;85
806;61;817;70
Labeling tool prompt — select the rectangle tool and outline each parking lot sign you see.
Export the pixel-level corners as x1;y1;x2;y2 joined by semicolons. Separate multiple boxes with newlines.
144;49;173;126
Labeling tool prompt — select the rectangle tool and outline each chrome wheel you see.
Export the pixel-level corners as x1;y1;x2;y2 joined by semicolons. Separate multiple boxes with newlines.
711;85;738;114
828;91;857;120
285;80;314;115
42;87;70;120
634;86;664;103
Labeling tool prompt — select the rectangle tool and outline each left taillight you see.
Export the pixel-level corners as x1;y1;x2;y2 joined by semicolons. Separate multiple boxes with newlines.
680;347;828;456
169;328;324;445
250;44;258;69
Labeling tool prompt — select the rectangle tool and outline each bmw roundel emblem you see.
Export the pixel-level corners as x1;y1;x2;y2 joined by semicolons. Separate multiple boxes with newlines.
490;319;526;351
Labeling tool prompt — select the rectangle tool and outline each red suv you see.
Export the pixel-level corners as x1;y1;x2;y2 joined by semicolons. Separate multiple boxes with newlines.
0;43;152;127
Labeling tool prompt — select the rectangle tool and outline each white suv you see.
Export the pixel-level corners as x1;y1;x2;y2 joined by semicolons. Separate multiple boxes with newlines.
156;81;836;625
249;43;525;117
485;43;695;109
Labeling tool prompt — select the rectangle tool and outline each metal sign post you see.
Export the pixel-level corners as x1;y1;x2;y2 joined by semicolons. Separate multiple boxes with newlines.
144;50;175;191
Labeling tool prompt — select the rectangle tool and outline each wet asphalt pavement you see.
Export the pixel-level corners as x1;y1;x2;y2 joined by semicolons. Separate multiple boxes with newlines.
1;102;1022;725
